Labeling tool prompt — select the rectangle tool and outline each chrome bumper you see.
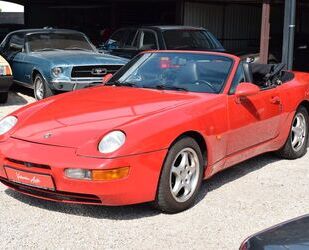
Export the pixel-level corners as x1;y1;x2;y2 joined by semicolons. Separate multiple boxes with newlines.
51;78;103;91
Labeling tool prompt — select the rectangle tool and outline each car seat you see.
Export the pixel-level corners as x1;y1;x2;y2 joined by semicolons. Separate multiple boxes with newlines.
176;62;199;85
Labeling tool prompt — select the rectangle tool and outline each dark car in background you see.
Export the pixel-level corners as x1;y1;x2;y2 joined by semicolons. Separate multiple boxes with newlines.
0;29;127;100
240;215;309;250
101;26;225;59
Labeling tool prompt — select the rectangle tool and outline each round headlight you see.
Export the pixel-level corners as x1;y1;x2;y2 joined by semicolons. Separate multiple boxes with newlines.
52;67;63;77
0;116;18;135
98;131;126;154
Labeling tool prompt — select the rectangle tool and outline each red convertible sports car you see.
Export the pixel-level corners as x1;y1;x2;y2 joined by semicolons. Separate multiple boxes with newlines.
0;51;308;213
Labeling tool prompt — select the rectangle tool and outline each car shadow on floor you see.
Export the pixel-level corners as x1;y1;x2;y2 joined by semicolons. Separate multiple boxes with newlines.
196;153;281;203
10;84;34;98
0;85;34;107
0;92;28;107
4;152;285;220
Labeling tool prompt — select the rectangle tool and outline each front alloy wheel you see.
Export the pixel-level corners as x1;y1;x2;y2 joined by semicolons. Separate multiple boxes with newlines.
155;137;204;213
170;148;200;203
34;75;44;100
33;73;54;100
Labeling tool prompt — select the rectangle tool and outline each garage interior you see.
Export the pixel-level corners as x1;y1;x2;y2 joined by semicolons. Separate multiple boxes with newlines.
4;0;309;71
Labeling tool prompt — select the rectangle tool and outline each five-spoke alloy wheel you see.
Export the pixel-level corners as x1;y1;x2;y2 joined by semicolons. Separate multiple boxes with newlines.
277;106;309;159
170;148;200;203
291;113;307;152
33;73;54;100
155;137;204;213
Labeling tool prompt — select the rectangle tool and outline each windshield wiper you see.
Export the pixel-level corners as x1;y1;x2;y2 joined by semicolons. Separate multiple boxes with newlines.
108;81;138;88
151;84;188;92
107;82;187;91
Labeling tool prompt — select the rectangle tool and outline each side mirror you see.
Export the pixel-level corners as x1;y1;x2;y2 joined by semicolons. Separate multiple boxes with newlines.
10;43;23;52
103;73;113;84
235;82;260;98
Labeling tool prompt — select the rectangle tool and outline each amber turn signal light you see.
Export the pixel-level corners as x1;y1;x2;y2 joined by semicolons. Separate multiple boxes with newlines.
92;167;130;181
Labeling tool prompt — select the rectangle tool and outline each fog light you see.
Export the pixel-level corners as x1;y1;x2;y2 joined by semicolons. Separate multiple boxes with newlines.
92;167;130;181
65;169;91;180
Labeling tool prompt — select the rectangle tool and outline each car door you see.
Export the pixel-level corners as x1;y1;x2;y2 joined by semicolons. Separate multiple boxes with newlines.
108;29;139;59
2;33;27;83
226;63;283;156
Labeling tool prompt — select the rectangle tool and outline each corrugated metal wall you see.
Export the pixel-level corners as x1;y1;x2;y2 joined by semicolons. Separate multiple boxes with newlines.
184;1;262;53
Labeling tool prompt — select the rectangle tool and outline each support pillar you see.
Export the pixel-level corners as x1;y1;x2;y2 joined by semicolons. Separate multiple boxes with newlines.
259;0;271;64
282;0;296;70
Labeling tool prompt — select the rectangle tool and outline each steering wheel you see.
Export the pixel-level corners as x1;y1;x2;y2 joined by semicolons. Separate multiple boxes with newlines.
193;80;217;92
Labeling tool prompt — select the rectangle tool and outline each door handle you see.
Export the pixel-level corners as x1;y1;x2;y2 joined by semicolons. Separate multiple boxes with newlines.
271;96;281;104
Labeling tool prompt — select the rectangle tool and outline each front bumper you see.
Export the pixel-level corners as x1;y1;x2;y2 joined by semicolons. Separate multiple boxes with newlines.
51;78;103;91
0;75;13;92
0;138;167;206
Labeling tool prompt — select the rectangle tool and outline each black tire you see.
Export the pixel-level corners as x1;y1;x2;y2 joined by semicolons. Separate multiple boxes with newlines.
33;73;54;100
0;92;8;103
277;106;309;159
155;137;204;213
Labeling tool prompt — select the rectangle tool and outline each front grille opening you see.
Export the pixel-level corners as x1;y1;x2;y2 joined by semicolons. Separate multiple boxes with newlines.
7;158;51;170
71;65;123;78
1;178;102;204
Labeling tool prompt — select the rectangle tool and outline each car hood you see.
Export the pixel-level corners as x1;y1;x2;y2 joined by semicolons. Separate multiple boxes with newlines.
31;50;128;65
12;86;200;148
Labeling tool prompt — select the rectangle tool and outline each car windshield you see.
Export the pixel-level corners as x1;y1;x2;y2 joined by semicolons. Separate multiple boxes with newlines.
27;32;95;52
108;52;233;94
163;30;223;50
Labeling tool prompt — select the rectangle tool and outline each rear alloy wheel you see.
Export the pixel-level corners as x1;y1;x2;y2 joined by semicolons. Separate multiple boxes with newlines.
0;92;8;103
155;137;204;213
277;106;309;159
33;73;54;100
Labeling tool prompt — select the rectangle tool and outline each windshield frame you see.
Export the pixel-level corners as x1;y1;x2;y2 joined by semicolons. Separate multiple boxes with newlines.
107;51;235;94
25;31;96;53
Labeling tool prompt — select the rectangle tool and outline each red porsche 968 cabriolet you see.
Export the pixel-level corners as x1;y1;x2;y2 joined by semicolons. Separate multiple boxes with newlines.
0;51;308;213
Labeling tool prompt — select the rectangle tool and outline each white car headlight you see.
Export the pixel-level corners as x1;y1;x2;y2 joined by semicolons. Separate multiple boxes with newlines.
52;67;63;77
0;116;18;135
98;131;126;154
